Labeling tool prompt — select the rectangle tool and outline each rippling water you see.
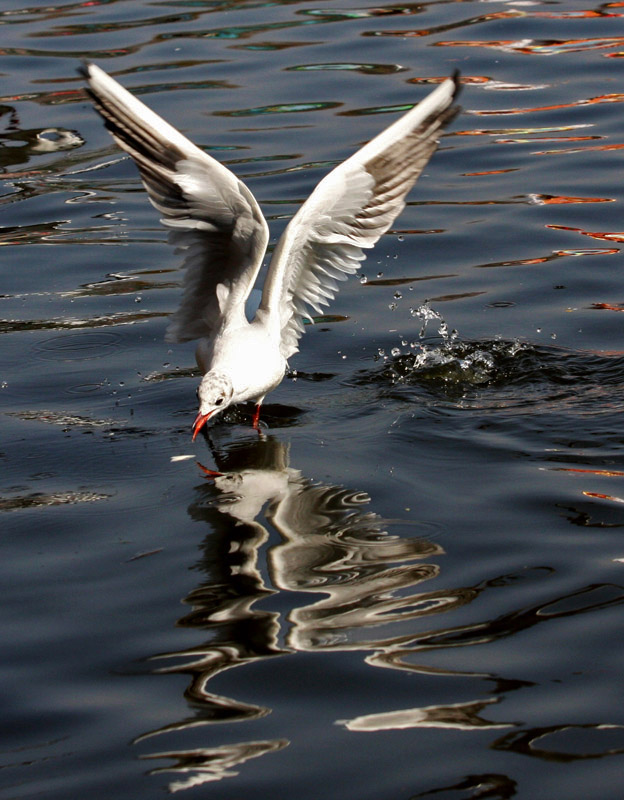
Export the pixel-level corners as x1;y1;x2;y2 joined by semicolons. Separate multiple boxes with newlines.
2;0;624;797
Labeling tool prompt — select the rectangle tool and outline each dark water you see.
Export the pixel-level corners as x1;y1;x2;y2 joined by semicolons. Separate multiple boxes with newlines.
2;0;624;797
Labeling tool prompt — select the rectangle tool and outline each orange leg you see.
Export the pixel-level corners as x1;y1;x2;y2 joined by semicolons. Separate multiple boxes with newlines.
252;404;262;429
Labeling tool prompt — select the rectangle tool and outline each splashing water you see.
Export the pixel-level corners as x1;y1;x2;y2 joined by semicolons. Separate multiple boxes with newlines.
376;301;525;391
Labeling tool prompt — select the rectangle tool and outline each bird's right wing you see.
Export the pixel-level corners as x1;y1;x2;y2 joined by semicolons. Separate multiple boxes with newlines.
81;63;269;343
258;74;460;360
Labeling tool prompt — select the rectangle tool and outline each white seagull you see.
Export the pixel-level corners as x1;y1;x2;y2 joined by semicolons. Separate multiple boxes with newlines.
81;64;460;438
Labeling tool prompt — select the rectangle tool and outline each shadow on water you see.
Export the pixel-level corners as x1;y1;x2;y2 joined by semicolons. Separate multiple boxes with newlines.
128;427;624;792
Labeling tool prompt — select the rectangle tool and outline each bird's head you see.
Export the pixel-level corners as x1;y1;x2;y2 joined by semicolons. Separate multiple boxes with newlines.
192;371;233;440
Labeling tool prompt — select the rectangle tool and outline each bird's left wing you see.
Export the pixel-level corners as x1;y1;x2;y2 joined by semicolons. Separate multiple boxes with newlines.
257;74;460;360
81;63;269;343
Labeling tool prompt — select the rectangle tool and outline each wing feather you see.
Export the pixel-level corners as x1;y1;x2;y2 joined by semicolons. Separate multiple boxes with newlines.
259;74;460;359
81;63;269;343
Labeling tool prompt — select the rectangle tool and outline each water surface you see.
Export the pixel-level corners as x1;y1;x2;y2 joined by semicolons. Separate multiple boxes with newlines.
2;0;624;797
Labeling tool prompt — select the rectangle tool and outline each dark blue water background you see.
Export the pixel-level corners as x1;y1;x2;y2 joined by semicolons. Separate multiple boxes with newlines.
2;0;624;797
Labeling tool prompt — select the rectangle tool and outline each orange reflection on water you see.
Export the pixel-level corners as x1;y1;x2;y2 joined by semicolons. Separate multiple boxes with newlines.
497;135;601;144
583;492;624;503
532;9;624;17
462;168;519;176
591;303;624;312
436;36;624;56
552;468;624;477
547;224;624;243
534;142;624;155
475;248;617;269
454;125;594;138
555;248;619;256
530;194;614;204
471;93;624;116
411;75;545;91
375;11;523;40
477;253;555;269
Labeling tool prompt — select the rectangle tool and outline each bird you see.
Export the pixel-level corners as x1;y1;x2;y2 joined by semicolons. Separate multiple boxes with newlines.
81;63;460;439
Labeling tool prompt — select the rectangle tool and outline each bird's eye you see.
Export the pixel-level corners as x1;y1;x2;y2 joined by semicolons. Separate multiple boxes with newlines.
215;397;224;406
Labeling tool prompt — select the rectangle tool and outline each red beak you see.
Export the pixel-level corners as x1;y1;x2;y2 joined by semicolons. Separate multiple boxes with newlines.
192;410;212;441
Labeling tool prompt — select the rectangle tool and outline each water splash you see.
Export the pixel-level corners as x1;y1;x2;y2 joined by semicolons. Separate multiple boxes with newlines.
362;301;624;415
374;301;525;393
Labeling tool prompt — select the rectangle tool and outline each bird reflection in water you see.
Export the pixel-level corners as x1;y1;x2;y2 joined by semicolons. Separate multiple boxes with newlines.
135;431;624;790
135;429;452;790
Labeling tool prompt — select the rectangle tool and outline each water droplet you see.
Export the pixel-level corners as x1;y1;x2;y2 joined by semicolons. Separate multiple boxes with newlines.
397;235;404;242
134;295;142;303
414;301;444;338
360;275;368;284
393;291;402;299
388;303;397;311
391;347;401;357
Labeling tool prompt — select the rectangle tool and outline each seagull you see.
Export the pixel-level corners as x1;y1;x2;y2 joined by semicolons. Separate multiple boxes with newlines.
81;64;460;439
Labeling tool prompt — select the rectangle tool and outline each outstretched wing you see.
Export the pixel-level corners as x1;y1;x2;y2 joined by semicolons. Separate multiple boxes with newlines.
81;63;269;342
258;74;460;359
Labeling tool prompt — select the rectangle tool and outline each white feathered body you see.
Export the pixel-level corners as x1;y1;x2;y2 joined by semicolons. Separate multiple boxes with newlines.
196;320;286;405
